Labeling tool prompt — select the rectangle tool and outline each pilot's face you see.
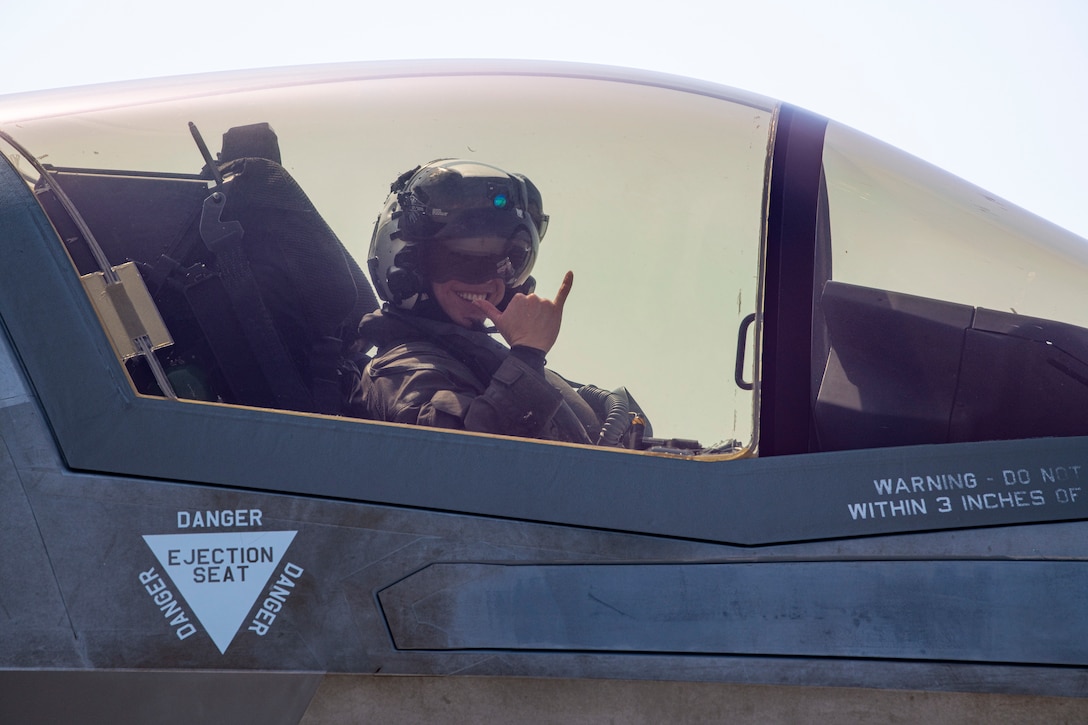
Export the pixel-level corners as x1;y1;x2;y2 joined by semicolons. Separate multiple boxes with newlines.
431;277;505;328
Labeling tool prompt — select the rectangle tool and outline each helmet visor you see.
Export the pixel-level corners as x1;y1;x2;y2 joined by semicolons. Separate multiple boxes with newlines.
422;232;535;286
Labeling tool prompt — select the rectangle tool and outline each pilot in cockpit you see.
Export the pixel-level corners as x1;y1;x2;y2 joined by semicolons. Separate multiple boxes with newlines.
347;158;627;445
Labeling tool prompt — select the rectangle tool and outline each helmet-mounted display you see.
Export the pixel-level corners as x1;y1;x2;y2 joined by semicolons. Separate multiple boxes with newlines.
368;159;548;309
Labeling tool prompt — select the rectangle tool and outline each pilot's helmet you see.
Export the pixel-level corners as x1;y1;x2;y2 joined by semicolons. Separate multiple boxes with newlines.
368;158;549;310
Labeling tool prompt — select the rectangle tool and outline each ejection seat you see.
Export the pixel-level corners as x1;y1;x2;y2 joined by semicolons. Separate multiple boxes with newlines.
38;122;378;414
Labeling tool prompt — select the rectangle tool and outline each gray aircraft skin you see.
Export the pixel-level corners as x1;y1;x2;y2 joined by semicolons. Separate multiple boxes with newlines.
2;61;1088;723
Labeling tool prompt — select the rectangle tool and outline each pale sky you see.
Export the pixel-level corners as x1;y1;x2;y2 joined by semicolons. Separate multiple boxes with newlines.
3;0;1086;240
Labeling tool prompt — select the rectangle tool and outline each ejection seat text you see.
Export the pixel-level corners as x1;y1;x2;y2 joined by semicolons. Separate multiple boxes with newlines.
177;509;263;528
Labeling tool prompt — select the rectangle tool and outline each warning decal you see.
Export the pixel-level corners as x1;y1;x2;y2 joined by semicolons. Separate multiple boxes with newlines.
142;530;297;654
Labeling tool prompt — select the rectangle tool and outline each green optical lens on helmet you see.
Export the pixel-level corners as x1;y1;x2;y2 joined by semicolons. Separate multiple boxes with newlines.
492;194;508;209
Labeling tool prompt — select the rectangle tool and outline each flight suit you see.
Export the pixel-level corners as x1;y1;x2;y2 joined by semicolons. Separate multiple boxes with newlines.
348;308;601;443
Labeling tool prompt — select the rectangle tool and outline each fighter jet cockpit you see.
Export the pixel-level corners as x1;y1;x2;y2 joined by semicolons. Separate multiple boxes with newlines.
9;65;1088;720
1;63;1086;461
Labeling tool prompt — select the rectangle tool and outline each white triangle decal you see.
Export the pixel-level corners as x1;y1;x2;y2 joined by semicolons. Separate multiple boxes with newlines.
143;530;297;654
